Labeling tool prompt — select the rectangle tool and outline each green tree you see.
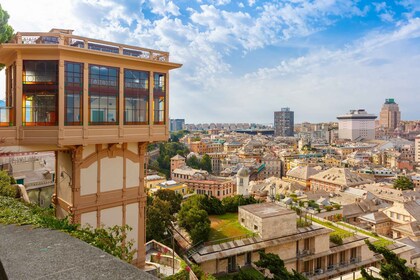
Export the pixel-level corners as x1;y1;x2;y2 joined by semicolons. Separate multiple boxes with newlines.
0;4;14;70
393;176;414;191
186;154;200;169
146;197;173;242
254;252;307;280
178;199;211;244
222;195;257;213
200;154;212;172
154;189;182;215
361;240;420;280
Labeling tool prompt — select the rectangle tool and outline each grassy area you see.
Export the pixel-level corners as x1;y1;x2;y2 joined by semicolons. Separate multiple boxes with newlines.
310;216;353;239
208;213;253;243
215;267;264;280
338;222;394;247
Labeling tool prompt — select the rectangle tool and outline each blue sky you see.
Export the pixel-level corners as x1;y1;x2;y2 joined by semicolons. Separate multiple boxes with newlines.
1;0;420;124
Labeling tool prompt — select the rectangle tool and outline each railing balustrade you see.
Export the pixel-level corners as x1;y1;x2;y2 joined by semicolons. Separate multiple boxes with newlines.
11;32;169;62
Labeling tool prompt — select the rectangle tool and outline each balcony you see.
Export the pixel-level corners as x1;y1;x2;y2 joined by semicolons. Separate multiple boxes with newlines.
9;32;169;62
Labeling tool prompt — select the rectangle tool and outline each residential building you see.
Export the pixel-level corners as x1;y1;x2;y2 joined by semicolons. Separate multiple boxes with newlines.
284;165;320;190
171;154;186;179
170;118;185;132
0;28;181;268
337;109;377;141
187;203;413;279
379;98;401;133
310;168;372;192
274;108;294;137
144;174;166;190
154;180;188;196
416;135;420;164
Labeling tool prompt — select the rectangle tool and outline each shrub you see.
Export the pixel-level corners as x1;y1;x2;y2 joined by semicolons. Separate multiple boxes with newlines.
0;171;19;198
333;204;341;210
324;205;333;212
330;233;343;245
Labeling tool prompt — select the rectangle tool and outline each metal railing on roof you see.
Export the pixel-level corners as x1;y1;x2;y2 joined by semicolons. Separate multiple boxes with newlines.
9;32;170;62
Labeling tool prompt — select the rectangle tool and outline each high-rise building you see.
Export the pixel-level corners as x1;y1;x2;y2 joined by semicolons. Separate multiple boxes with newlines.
337;109;377;141
170;118;185;132
0;28;181;268
274;108;294;137
379;98;401;132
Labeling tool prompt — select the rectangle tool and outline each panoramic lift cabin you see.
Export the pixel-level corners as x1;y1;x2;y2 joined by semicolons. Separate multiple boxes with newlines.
0;28;181;267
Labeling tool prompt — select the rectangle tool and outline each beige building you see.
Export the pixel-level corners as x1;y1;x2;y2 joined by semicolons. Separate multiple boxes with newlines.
415;135;420;164
379;98;401;133
284;165;320;190
0;29;181;268
189;203;412;279
310;168;371;192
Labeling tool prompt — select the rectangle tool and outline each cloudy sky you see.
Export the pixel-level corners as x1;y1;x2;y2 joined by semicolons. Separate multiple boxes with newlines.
1;0;420;124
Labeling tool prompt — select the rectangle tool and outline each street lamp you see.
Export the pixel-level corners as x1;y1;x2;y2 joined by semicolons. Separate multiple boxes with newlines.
164;227;175;275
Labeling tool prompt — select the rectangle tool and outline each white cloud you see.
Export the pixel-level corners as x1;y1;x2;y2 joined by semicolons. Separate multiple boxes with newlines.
148;0;180;16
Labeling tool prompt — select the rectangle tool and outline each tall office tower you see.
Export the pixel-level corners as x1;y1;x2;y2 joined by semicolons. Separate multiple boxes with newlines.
337;109;377;141
170;118;185;132
0;28;181;268
274;108;294;137
379;98;401;132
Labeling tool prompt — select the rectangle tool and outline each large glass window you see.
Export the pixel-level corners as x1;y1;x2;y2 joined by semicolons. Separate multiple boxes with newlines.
88;64;119;125
22;60;58;126
124;69;148;124
65;62;83;125
153;72;165;125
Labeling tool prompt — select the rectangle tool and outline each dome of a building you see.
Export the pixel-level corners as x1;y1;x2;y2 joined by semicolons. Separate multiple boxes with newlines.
237;167;250;177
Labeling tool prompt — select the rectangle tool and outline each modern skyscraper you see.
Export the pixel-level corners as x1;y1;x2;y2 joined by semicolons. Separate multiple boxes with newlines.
379;98;401;132
337;109;377;141
170;118;185;132
274;108;294;137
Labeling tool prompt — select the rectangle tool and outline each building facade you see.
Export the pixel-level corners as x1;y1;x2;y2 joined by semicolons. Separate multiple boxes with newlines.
170;118;185;132
337;109;377;141
379;98;401;133
0;29;181;268
415;135;420;164
274;108;294;137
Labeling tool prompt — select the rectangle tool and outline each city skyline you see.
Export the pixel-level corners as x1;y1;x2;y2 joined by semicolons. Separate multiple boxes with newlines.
1;0;420;123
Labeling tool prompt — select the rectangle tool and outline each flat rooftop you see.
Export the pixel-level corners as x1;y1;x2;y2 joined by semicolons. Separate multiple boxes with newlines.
239;203;294;218
0;225;157;280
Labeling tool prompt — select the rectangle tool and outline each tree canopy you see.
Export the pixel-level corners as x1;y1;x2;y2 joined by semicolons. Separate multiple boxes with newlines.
254;252;307;280
0;4;14;70
393;176;414;191
154;189;182;215
361;240;420;280
146;197;173;242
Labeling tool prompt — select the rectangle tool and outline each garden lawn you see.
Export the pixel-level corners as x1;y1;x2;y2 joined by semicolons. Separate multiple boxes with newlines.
337;222;394;247
208;213;253;243
310;217;353;239
215;267;264;280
